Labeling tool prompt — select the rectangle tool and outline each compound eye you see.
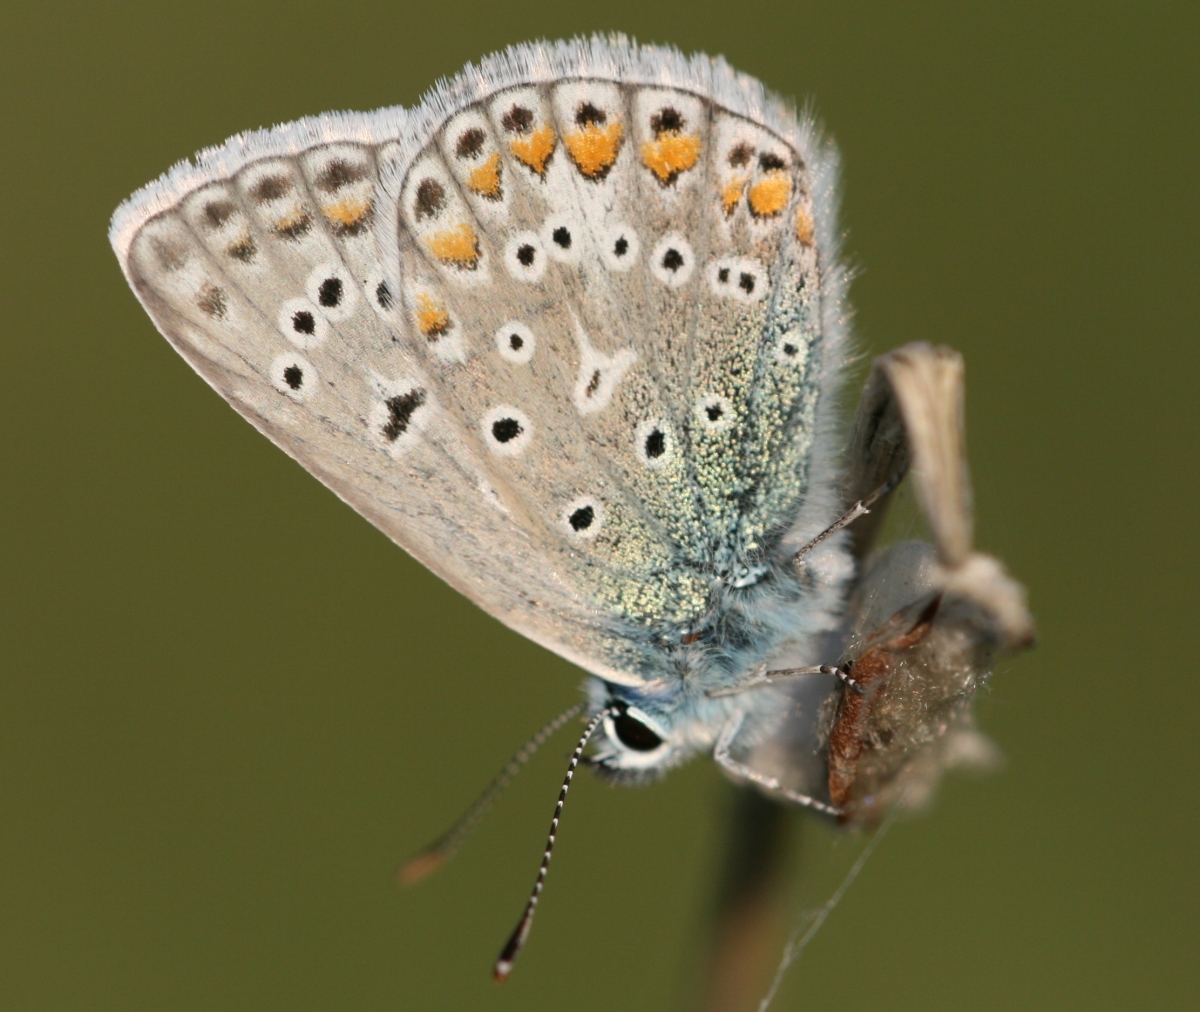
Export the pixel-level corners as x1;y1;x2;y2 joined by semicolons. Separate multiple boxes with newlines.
612;709;664;752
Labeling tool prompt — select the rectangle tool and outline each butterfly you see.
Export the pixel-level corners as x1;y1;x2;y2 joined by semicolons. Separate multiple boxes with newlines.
110;35;1032;979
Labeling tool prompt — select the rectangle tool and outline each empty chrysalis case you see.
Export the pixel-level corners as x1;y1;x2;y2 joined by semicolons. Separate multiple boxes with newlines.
738;342;1035;826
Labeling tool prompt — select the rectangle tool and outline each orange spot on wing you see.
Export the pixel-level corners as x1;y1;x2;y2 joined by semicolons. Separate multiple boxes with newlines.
641;132;700;183
795;207;814;246
322;197;372;228
565;122;623;178
414;293;450;338
272;210;312;239
748;171;792;217
425;222;480;267
509;125;556;175
721;176;746;215
467;153;502;198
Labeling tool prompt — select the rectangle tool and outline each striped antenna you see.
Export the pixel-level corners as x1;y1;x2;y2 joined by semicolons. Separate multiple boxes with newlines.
397;701;587;885
494;706;615;982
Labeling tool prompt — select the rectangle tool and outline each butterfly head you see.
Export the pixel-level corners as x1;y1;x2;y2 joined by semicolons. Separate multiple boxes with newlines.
583;678;732;783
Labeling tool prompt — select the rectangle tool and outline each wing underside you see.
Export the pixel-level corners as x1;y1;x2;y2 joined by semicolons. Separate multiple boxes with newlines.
111;38;851;685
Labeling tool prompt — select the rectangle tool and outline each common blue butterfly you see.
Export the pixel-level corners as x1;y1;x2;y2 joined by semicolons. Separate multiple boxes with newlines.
111;36;1032;979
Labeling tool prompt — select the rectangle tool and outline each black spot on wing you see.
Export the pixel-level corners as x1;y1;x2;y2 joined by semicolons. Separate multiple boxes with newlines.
575;102;606;126
492;417;522;443
502;105;534;132
414;179;446;220
728;143;753;168
317;277;343;308
316;159;368;192
226;237;257;263
382;388;426;442
203;201;235;228
291;310;316;336
455;128;485;159
251;175;291;202
650;107;683;136
569;505;594;531
196;283;228;319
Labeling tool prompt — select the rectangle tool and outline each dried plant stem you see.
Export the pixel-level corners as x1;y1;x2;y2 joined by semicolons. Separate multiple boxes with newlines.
696;786;795;1012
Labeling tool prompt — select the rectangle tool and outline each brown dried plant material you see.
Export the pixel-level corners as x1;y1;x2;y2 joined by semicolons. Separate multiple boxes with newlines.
731;344;1033;825
828;344;1034;826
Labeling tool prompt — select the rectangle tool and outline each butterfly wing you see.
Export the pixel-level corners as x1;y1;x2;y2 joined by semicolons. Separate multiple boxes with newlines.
110;38;850;686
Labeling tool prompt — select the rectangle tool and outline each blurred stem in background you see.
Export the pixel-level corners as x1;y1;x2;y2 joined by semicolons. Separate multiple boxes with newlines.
696;786;796;1012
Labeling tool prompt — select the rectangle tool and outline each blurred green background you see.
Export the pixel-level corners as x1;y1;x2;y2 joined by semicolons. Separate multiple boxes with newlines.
2;2;1195;1010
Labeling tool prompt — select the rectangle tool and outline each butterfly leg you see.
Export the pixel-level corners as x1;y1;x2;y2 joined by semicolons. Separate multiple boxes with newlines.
790;466;909;565
712;714;843;818
765;663;863;694
708;664;863;698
